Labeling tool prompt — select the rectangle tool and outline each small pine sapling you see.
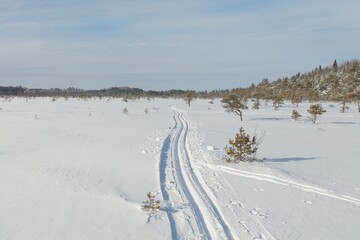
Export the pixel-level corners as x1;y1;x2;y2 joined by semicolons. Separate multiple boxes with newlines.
273;96;284;110
291;109;302;121
123;107;129;115
184;91;196;107
252;99;260;109
141;192;161;212
225;127;262;162
291;96;302;108
307;104;326;123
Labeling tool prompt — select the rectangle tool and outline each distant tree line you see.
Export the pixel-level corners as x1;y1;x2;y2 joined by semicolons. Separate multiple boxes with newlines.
1;59;359;103
0;86;26;95
0;85;230;100
231;59;360;102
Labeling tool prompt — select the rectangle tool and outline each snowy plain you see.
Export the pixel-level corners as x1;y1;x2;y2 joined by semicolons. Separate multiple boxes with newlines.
0;97;359;240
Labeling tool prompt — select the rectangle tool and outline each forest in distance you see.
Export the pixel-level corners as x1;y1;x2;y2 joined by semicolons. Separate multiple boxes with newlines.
1;59;359;104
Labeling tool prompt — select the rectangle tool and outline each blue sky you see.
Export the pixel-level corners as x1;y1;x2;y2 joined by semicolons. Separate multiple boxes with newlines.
0;0;359;90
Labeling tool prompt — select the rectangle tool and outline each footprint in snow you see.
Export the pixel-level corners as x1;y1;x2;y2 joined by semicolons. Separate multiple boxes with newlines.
250;208;259;215
228;200;244;208
214;186;223;192
253;233;266;240
206;146;215;151
254;188;264;192
250;208;268;219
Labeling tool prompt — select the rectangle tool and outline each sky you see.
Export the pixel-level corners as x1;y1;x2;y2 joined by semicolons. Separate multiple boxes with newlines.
0;0;359;91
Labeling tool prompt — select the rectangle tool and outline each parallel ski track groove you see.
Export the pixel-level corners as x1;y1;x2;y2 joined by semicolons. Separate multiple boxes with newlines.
172;111;211;239
173;110;236;240
211;164;360;206
178;112;236;240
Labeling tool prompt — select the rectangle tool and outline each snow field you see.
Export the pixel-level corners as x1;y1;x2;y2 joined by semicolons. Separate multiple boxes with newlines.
185;99;360;239
1;97;359;240
0;97;174;240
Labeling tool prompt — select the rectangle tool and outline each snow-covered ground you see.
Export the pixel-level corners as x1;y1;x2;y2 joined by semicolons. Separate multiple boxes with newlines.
0;97;359;240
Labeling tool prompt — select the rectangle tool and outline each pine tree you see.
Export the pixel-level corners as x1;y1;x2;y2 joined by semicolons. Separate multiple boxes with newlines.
291;96;302;107
332;59;338;69
221;94;248;121
141;192;160;212
273;96;284;110
307;104;326;123
184;91;195;107
123;107;128;115
225;127;261;162
252;99;260;109
291;110;301;121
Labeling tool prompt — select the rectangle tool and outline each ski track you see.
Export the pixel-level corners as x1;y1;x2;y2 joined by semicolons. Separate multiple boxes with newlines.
159;134;178;240
209;164;360;206
160;109;236;239
189;124;277;240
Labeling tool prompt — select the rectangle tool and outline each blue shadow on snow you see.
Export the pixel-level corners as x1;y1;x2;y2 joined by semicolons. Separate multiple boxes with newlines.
250;117;289;121
268;157;317;163
159;134;178;240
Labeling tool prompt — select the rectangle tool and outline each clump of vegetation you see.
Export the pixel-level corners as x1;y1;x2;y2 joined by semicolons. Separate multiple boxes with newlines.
335;92;360;113
221;94;248;121
291;96;302;107
307;104;326;123
291;109;302;121
141;192;161;212
184;90;196;107
273;96;284;110
123;107;129;115
225;127;262;162
252;99;260;109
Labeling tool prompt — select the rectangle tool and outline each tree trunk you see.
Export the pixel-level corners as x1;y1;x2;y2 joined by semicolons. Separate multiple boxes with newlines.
341;101;346;113
240;111;243;121
313;115;317;124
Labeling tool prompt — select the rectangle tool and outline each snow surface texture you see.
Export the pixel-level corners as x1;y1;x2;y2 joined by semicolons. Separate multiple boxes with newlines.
0;97;359;240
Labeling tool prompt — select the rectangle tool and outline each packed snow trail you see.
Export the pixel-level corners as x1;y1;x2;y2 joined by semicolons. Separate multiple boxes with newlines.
208;164;360;206
159;134;178;240
160;110;237;239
